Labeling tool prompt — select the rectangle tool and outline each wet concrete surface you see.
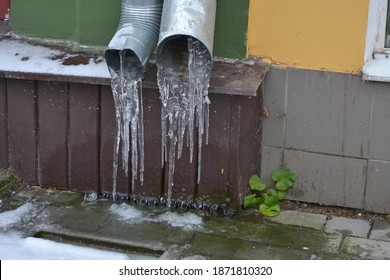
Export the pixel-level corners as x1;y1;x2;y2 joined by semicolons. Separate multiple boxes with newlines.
1;186;390;260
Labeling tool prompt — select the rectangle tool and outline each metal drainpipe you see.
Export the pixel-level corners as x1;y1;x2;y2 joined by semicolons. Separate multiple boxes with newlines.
105;0;163;79
156;0;217;72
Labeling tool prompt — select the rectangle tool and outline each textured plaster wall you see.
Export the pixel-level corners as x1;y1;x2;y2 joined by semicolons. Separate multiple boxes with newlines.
247;0;370;73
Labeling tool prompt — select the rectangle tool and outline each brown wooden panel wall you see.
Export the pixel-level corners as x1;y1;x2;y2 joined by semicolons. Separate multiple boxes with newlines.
7;79;38;185
69;83;100;193
2;77;263;210
0;78;8;169
198;94;232;206
38;81;68;190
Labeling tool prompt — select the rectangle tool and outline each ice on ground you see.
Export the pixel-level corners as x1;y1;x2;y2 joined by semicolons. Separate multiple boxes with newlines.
109;203;143;220
0;203;35;228
0;233;130;260
109;203;203;230
157;211;203;230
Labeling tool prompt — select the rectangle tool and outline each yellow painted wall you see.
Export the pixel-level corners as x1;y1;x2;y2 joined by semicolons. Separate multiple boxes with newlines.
247;0;369;73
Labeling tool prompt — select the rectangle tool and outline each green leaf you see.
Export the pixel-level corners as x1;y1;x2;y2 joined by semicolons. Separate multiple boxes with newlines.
277;191;286;200
249;175;266;191
276;178;294;191
259;203;281;217
263;189;279;206
272;168;296;191
243;194;264;208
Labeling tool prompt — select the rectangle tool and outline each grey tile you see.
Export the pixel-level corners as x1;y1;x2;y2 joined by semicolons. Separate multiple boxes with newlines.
365;160;390;213
285;69;345;155
342;75;372;158
284;150;366;208
369;82;390;160
188;232;242;259
260;146;283;187
262;66;287;148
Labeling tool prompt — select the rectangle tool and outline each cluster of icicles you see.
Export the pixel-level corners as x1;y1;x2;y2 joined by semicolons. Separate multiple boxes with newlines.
109;38;212;206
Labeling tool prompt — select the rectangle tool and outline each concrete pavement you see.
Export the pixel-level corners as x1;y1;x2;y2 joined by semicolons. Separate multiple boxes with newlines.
1;186;389;260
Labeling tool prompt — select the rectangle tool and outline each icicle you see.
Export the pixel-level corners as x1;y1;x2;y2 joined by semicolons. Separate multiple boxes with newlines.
109;50;145;200
157;38;213;206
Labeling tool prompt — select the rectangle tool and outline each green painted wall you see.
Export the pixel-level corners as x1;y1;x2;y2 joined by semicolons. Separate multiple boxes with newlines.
10;0;248;59
214;0;249;59
11;0;121;45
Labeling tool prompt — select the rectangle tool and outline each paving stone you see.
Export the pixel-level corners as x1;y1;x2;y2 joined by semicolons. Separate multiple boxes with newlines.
235;240;310;260
268;225;299;248
97;219;172;251
202;215;273;242
188;232;242;259
297;228;343;254
165;228;194;245
369;221;390;242
12;188;39;201
55;207;110;233
35;190;84;206
324;216;371;238
267;210;326;230
3;188;389;260
341;236;390;259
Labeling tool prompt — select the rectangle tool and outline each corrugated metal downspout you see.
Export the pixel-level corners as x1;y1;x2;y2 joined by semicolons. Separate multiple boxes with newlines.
105;0;163;79
156;0;217;72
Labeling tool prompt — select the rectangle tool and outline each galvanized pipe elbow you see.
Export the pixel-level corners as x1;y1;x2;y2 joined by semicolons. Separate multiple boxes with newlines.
156;0;217;72
105;0;163;79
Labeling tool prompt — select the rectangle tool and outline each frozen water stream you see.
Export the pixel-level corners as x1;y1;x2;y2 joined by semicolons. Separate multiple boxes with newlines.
107;38;212;204
157;38;212;206
109;51;145;199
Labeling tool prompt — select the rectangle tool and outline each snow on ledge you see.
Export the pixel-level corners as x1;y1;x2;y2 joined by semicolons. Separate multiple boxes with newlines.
0;37;111;80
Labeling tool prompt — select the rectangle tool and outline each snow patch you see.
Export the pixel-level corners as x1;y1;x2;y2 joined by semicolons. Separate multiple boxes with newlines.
109;203;203;230
0;203;35;228
0;38;110;78
157;211;203;230
0;233;130;260
109;203;143;220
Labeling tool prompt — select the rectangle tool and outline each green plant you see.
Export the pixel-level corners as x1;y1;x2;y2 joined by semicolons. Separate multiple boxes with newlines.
243;168;296;217
0;170;21;198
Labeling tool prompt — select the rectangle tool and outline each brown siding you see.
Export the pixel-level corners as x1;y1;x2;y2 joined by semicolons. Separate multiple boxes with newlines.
0;61;267;210
38;81;68;189
0;78;8;169
69;83;100;193
7;79;38;184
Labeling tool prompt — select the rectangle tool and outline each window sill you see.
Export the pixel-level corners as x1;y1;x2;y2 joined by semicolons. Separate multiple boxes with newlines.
362;53;390;82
